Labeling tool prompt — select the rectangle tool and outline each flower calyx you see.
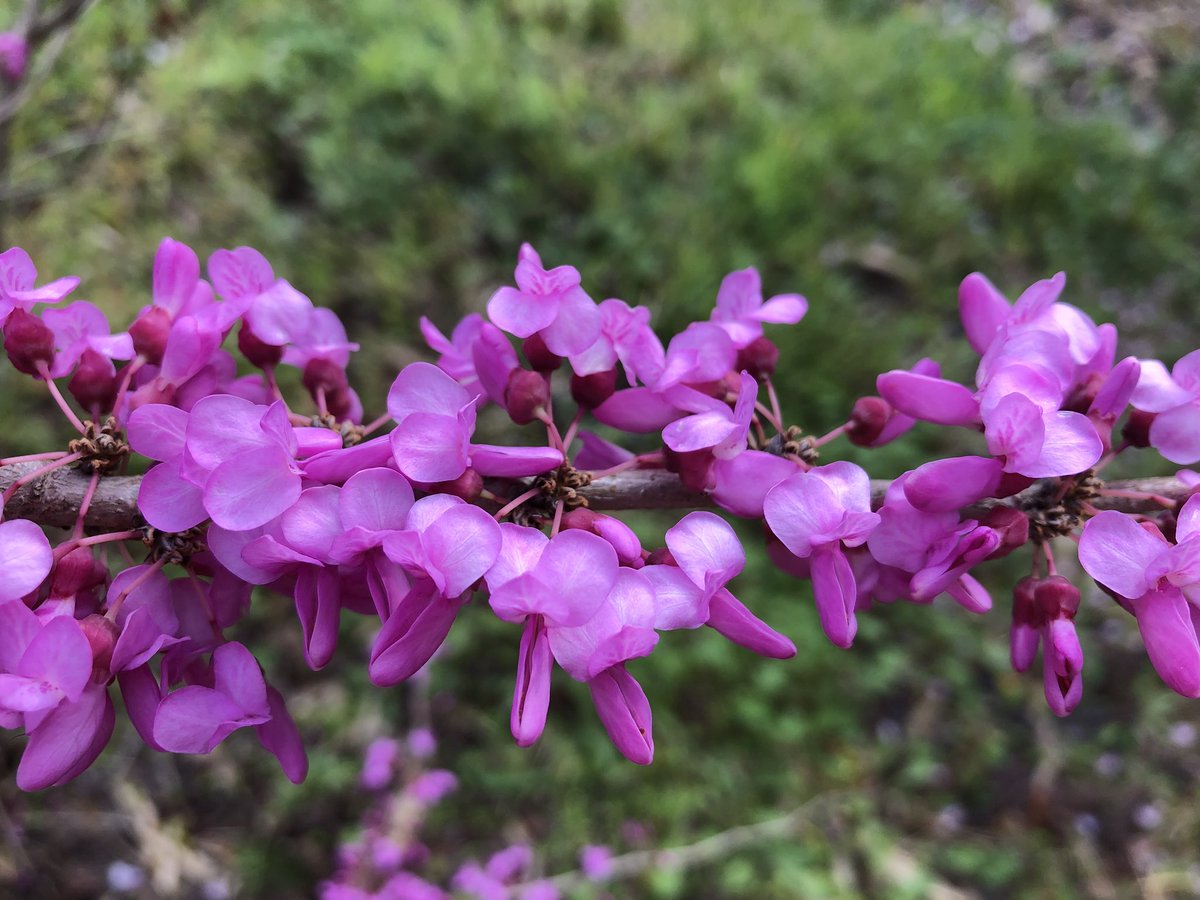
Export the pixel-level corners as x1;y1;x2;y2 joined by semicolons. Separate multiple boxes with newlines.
68;417;130;474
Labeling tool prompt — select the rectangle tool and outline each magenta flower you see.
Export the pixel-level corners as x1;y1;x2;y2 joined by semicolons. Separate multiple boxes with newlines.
152;642;272;753
1129;349;1200;464
0;32;27;82
41;300;133;378
487;243;601;356
387;362;562;482
0;247;79;326
708;267;807;349
867;474;998;612
1079;498;1200;696
763;462;881;647
0;514;53;602
661;372;757;459
569;297;663;383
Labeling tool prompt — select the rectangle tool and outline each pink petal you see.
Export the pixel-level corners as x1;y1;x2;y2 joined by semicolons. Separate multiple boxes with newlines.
390;413;471;482
387;361;474;423
1172;348;1200;394
18;616;91;703
665;511;745;595
753;293;807;324
421;503;502;597
1078;510;1163;599
301;433;393;485
207;246;275;299
640;564;709;631
0;518;52;601
810;544;858;648
902;456;1003;513
592;387;683;433
138;459;208;532
486;285;558;338
534;530;617;626
468;443;564;478
1130;359;1193;412
152;238;201;315
255;686;308;784
339;467;414;533
709;451;797;518
706;589;795;659
472;323;519;405
1010;272;1065;323
213;641;270;718
876;371;980;426
152;686;254;753
203;445;301;531
1150;401;1200;465
369;587;461;685
1136;588;1200;697
484;524;548;592
958;272;1010;354
588;665;653;765
17;684;113;791
762;473;846;558
662;410;736;454
127;403;189;461
293;568;341;670
510;616;553;747
1024;411;1102;477
538;286;601;357
280;485;343;561
0;600;40;670
185;394;275;471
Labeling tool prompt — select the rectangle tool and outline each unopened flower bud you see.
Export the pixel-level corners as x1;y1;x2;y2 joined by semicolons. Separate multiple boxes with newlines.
994;472;1035;499
981;506;1029;559
570;369;617;409
238;323;284;369
1122;408;1155;449
661;445;715;492
428;468;483;501
735;336;779;381
50;547;109;600
324;384;357;420
78;613;118;678
1035;575;1081;620
562;508;643;565
1011;575;1042;673
1063;371;1104;414
68;349;119;413
522;333;562;372
645;547;676;567
3;308;55;376
129;306;171;365
845;396;893;447
505;368;549;425
303;358;349;397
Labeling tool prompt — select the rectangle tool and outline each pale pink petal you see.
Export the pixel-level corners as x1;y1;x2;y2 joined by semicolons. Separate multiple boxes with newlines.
18;616;91;703
876;371;980;426
421;503;502;597
486;286;558;338
280;485;342;561
386;361;473;423
1176;493;1200;544
203;446;301;531
753;293;807;324
1010;272;1065;323
1150;401;1200;465
1130;359;1194;412
1025;411;1102;477
185;394;274;471
138;459;208;532
484;524;548;592
640;564;709;630
339;467;414;534
538;286;601;357
153;686;253;753
762;473;845;558
1172;349;1200;394
662;411;736;454
17;684;113;791
665;511;744;595
212;642;270;718
1078;510;1164;599
207;246;275;299
389;413;471;482
588;665;653;765
126;403;189;461
300;433;393;485
958;272;1010;354
0;518;52;601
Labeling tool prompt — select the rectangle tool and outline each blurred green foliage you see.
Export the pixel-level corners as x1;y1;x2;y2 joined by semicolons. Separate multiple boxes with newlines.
4;0;1200;897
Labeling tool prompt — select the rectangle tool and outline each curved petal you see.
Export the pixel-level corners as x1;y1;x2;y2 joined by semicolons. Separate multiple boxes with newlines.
138;460;209;533
877;371;980;426
588;665;653;765
203;446;301;531
1078;511;1163;599
1136;588;1200;698
17;685;113;791
510;616;553;747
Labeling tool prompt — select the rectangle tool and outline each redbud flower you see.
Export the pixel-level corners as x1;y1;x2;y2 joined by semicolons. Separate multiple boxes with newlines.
487;243;601;356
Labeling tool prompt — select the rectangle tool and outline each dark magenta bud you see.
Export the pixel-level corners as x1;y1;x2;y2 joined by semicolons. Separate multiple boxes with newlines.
522;333;563;372
68;349;119;413
845;396;893;447
3;308;55;376
78;613;119;679
981;506;1029;560
1035;574;1081;620
238;323;284;369
505;368;550;425
735;336;779;381
428;468;483;501
303;357;350;397
1063;371;1104;414
570;369;617;409
661;445;715;493
994;472;1035;499
645;547;676;567
1122;408;1155;449
50;547;109;599
1010;575;1042;673
1012;577;1043;627
129;306;172;365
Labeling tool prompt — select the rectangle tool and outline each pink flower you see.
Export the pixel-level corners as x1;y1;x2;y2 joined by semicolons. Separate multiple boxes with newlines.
708;267;807;349
1130;349;1200;464
764;462;881;647
0;247;79;325
0;32;27;82
487;243;601;356
41;301;134;378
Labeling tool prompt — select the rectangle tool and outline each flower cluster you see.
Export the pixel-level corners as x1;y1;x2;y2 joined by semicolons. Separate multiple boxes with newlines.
0;237;1196;792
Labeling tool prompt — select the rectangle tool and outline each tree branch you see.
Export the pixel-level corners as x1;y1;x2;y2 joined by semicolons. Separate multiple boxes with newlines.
0;461;1191;532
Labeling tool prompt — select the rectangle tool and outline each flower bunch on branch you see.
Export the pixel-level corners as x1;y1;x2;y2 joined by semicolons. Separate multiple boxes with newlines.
0;237;1195;790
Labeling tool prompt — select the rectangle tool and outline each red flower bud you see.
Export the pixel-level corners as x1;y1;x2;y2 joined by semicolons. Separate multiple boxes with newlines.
981;506;1029;560
1122;408;1155;449
505;368;549;425
735;336;779;381
303;357;349;397
1035;574;1081;620
645;547;676;567
68;349;119;413
994;472;1035;499
428;468;483;501
3;308;55;376
845;396;893;447
522;333;563;372
661;445;715;492
129;306;172;365
78;613;119;679
570;369;617;409
238;323;284;369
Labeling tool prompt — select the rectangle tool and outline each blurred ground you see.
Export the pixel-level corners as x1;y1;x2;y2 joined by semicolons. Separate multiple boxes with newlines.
2;1;1200;896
